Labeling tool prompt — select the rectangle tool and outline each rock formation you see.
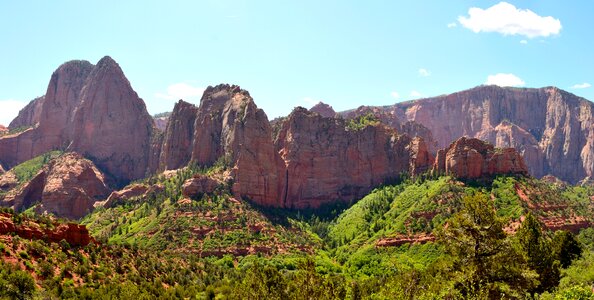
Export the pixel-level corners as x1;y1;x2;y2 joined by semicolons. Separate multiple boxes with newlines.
360;86;594;183
0;125;8;135
159;85;432;209
309;102;336;118
9;96;44;129
2;152;111;219
182;174;224;198
274;107;430;208
158;100;198;170
0;56;155;183
0;212;93;246
432;137;528;179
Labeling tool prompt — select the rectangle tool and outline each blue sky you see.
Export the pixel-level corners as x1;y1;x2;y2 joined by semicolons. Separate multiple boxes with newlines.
0;1;592;125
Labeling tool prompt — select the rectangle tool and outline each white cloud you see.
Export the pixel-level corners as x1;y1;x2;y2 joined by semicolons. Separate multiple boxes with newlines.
571;83;591;89
520;40;528;44
458;2;561;38
447;22;457;28
418;68;431;77
485;73;525;87
0;99;27;126
301;97;321;107
410;91;422;98
155;82;204;103
390;92;400;99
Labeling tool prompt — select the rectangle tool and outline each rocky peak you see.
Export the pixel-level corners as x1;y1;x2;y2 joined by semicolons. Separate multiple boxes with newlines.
432;137;528;180
9;96;44;129
309;102;336;118
1;152;111;219
158;100;199;171
0;56;155;183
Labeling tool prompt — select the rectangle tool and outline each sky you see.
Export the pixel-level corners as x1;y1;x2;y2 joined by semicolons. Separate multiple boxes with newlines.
0;1;593;125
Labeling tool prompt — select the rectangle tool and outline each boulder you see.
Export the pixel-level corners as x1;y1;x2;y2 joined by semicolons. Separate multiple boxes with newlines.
2;152;111;219
432;137;528;180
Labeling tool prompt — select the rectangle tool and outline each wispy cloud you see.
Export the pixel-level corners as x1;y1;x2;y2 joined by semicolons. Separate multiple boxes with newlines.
447;22;457;28
0;99;27;126
410;91;422;98
571;83;591;89
390;92;400;99
458;2;561;38
300;97;321;107
520;40;528;44
155;82;204;103
485;73;525;87
418;68;431;77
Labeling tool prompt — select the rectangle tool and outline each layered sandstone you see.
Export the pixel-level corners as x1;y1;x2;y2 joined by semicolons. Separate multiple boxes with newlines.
2;153;110;219
0;57;155;183
0;212;93;246
274;108;431;208
158;100;198;170
182;174;224;198
432;137;528;179
363;86;594;183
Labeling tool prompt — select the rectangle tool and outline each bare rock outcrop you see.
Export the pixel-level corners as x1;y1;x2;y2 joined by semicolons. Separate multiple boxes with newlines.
158;100;198;170
0;56;155;183
182;174;223;198
432;137;528;179
0;212;93;246
9;96;44;129
309;102;336;118
379;86;594;183
2;153;110;219
274;107;431;208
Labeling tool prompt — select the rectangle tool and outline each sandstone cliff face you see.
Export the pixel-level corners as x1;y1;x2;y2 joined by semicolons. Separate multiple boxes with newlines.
158;85;433;209
274;108;430;208
9;96;44;129
0;57;155;183
432;137;528;179
309;102;336;118
2;153;110;219
380;86;594;183
340;105;438;153
158;100;198;170
69;56;154;181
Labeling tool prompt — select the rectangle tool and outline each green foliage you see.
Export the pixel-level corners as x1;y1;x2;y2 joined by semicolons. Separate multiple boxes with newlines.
10;150;62;184
553;230;583;268
345;112;380;131
0;262;36;300
437;192;537;298
515;213;561;294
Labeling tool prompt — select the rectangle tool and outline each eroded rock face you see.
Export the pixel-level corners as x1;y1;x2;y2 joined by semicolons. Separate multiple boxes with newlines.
274;108;431;208
159;100;198;171
2;153;110;219
182;174;223;198
379;86;594;183
0;213;93;246
309;102;336;118
0;56;155;183
9;96;44;129
159;85;434;209
432;137;528;179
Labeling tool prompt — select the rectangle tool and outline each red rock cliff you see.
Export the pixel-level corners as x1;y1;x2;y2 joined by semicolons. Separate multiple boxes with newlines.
0;57;155;183
2;152;110;219
386;86;594;183
432;137;528;179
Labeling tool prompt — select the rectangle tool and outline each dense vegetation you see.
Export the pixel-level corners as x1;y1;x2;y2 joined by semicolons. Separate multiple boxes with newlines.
2;168;594;298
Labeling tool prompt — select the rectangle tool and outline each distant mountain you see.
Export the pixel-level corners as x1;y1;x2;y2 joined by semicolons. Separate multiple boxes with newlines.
341;85;594;184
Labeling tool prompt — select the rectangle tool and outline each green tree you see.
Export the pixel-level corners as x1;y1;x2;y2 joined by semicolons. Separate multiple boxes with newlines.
516;213;561;293
437;192;536;298
553;230;583;268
